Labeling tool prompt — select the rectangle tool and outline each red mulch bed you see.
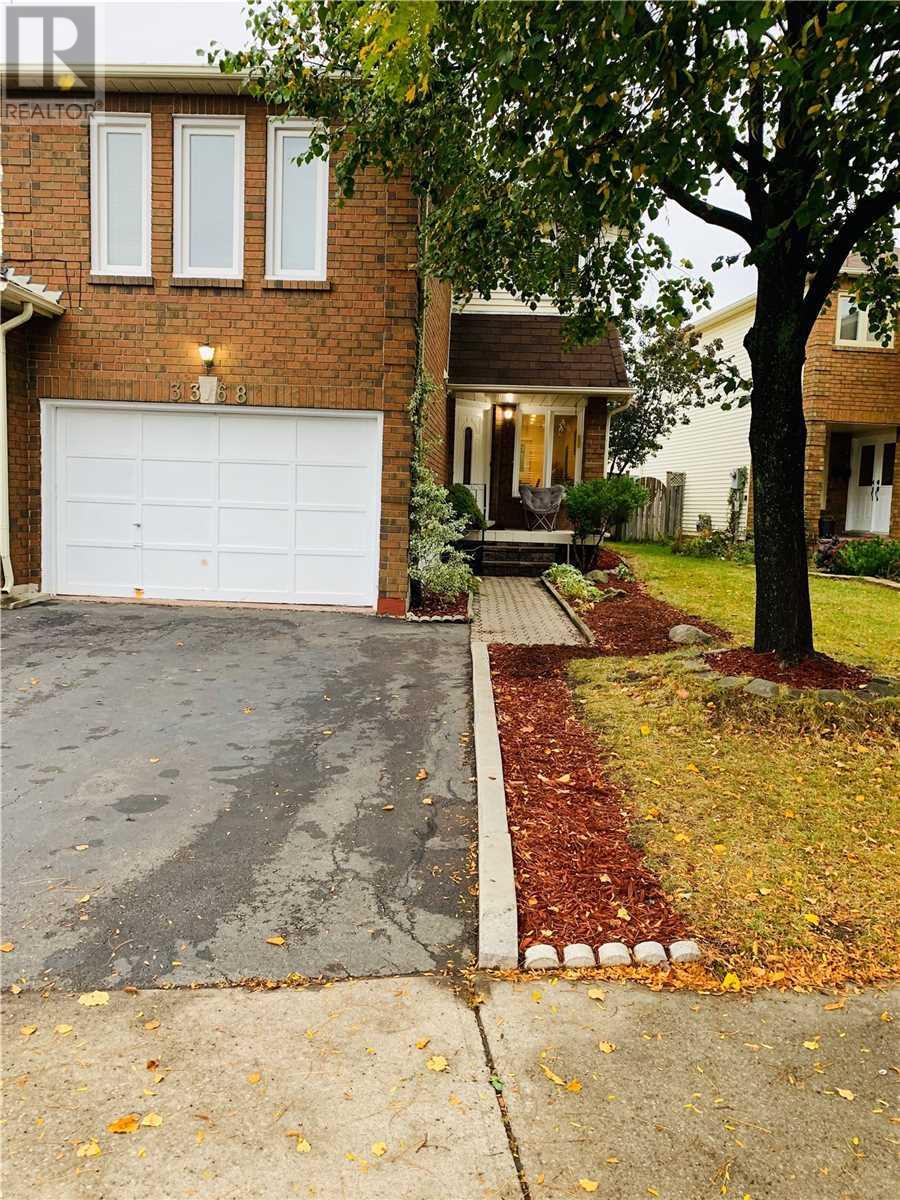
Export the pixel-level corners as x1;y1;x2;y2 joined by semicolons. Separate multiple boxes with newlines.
410;591;469;618
490;643;687;952
580;577;729;655
705;647;872;690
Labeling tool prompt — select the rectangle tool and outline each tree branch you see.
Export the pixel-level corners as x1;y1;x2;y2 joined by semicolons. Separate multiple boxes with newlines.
800;179;900;337
659;176;757;243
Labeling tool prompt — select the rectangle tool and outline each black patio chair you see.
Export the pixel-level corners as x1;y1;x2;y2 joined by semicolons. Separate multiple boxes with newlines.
519;484;565;531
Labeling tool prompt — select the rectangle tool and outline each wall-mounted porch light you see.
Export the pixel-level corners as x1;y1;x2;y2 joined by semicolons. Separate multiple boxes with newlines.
502;406;515;421
198;342;216;372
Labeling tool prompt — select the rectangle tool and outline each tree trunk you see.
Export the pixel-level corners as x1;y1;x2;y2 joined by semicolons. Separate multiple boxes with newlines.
745;270;814;662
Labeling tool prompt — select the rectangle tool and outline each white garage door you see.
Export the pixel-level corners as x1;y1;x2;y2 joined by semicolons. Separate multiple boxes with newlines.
45;404;381;606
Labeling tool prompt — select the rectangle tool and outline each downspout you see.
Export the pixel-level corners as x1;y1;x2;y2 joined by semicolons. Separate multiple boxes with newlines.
603;391;634;477
0;301;34;592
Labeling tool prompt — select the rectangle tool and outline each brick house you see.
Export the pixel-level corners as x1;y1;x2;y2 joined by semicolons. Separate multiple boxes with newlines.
640;265;900;541
1;65;629;612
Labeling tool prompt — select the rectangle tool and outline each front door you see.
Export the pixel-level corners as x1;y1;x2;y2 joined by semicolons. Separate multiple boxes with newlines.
453;402;490;520
845;431;895;534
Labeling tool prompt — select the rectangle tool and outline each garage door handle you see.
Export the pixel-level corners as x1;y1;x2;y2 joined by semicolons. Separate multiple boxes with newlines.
133;522;142;527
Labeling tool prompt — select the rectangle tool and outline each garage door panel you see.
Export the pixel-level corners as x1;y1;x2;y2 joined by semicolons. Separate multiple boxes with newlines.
142;412;216;459
51;407;380;607
219;551;292;596
296;552;367;599
143;547;215;590
64;408;139;457
296;508;369;551
67;457;137;500
65;500;137;543
297;464;369;507
219;461;291;505
141;504;215;547
219;414;288;462
299;416;373;463
65;545;138;590
219;506;291;550
143;459;214;502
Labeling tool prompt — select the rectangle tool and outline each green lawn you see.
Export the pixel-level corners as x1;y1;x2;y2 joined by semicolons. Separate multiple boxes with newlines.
608;542;900;677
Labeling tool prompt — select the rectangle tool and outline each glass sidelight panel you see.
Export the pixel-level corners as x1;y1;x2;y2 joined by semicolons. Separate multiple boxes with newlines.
551;414;578;486
519;413;545;487
858;444;875;487
882;441;895;487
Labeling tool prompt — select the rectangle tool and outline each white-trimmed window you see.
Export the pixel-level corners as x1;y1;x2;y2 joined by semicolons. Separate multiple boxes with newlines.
90;113;152;276
513;401;585;495
835;293;895;347
266;119;328;280
174;116;245;279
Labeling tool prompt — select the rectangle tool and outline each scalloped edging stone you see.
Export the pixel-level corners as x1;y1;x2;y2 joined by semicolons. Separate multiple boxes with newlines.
406;591;474;624
523;939;704;970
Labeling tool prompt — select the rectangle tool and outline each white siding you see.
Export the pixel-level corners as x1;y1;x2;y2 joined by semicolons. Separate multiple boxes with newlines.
638;303;754;534
458;289;560;315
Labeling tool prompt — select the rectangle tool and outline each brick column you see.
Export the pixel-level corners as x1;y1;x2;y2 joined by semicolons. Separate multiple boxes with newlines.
582;396;609;479
804;420;828;541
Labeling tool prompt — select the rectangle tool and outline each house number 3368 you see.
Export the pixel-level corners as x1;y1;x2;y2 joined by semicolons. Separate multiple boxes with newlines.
170;382;248;403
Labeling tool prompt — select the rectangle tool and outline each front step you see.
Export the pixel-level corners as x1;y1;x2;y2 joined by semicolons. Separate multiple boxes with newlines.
480;559;553;577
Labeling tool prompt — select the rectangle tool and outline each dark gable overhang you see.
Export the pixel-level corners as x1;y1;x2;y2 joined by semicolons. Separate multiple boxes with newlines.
448;313;628;391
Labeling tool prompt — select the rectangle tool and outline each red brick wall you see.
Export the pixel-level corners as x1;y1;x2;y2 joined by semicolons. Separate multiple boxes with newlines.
582;397;609;480
4;93;420;606
4;324;41;587
421;277;452;485
803;290;900;537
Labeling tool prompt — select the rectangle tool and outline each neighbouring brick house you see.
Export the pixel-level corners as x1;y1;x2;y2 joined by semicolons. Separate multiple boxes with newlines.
1;65;630;612
640;261;900;542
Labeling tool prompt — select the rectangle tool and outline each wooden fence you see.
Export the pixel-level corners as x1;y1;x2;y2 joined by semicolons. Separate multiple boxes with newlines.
620;473;685;541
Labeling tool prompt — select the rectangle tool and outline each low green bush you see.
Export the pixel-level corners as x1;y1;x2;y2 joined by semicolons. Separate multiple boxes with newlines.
672;530;754;564
832;536;900;580
447;482;487;531
543;563;603;604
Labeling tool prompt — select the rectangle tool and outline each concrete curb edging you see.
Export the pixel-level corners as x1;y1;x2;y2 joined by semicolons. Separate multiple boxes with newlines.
471;641;518;969
540;578;595;645
812;571;900;592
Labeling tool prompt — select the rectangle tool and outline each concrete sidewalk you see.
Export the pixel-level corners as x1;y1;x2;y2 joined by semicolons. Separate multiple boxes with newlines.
3;977;897;1199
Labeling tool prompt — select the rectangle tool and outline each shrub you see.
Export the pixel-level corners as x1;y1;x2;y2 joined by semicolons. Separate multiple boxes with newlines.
543;563;603;605
447;482;487;530
408;469;476;599
565;477;648;569
672;529;754;563
831;536;900;580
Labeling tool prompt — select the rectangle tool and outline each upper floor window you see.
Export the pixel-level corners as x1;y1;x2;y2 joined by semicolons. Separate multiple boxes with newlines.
835;293;895;348
266;119;328;281
174;116;245;279
90;113;152;276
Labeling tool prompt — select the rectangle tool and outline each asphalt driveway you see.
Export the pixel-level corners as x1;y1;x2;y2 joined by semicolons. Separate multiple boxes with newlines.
1;602;475;989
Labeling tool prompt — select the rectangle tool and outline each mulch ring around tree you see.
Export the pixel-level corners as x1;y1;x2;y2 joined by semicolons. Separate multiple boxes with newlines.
705;647;872;690
490;643;687;953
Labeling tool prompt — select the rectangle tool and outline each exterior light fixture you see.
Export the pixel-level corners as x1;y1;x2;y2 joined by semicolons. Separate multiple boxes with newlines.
198;342;215;372
196;341;218;403
502;407;515;420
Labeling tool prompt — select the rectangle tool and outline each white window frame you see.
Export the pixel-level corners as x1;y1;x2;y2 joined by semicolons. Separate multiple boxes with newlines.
90;112;152;277
173;115;245;280
834;292;895;348
265;118;329;281
512;399;586;496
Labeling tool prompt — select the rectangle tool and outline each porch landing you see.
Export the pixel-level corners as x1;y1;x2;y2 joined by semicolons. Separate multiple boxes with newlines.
472;577;584;646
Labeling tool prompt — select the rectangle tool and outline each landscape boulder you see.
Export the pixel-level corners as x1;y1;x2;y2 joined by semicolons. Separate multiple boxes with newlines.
668;624;715;645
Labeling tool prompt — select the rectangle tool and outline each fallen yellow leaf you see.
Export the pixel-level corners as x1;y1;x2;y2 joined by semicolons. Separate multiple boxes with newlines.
835;1088;855;1101
566;1079;583;1093
579;1180;599;1193
144;1019;160;1031
76;1139;101;1158
382;804;395;812
266;936;286;946
416;769;429;781
531;990;542;1003
426;1055;448;1072
0;942;14;952
247;1072;261;1085
371;1142;387;1157
803;913;820;926
540;1064;566;1086
639;724;651;736
295;1136;311;1153
77;894;91;904
54;1024;74;1036
587;987;605;1002
616;906;630;921
415;1037;431;1050
803;1039;820;1051
598;1041;616;1054
107;1114;140;1134
20;1025;37;1037
195;1129;205;1145
78;991;109;1007
823;999;846;1011
721;972;741;992
141;1113;162;1127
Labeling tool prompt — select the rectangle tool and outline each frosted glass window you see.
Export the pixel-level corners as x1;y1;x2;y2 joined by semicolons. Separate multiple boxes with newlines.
189;134;235;270
838;295;861;343
90;114;151;275
174;117;244;279
266;121;328;279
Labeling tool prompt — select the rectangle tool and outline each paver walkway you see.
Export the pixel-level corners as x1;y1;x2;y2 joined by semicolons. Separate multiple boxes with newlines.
472;576;584;645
